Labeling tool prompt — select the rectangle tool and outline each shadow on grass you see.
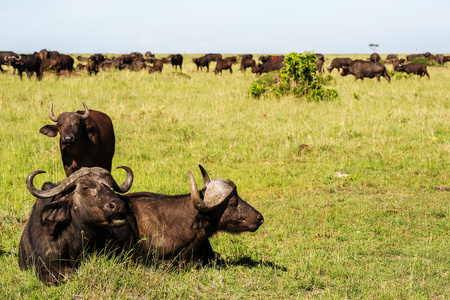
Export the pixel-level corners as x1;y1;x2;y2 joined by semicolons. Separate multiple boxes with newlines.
0;248;13;256
228;256;287;271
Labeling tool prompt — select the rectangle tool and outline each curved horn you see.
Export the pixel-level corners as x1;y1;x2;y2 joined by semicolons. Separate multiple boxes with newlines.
80;102;90;120
26;170;80;199
189;170;208;211
113;166;133;193
49;103;58;122
198;165;211;188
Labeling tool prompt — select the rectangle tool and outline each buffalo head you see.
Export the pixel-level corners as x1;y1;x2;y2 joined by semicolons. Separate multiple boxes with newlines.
189;165;264;232
27;166;133;229
39;102;91;145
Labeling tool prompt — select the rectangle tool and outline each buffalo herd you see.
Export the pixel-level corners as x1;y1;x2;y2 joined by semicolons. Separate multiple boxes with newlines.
1;49;447;82
19;103;265;284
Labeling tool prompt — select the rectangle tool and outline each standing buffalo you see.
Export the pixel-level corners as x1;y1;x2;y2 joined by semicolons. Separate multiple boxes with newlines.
394;62;430;79
0;51;19;73
193;56;210;72
370;53;381;63
341;60;390;82
40;58;58;75
39;102;115;177
168;54;183;71
315;53;325;74
252;60;286;75
19;167;134;284
148;59;164;73
240;54;256;72
327;57;353;73
55;54;74;76
214;57;237;74
38;49;49;60
4;53;42;80
122;165;264;265
204;53;222;62
406;54;425;62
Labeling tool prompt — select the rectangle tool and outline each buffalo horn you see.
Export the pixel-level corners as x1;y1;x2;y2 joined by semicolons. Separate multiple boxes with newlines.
112;166;134;193
190;170;234;212
198;165;211;188
80;102;90;120
189;170;207;211
26;170;80;199
49;103;58;122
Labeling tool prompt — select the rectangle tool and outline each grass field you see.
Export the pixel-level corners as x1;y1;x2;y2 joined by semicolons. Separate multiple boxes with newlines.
0;54;449;299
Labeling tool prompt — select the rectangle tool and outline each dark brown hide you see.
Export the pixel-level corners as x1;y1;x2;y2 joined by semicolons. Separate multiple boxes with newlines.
122;165;264;265
341;61;390;82
18;167;135;284
394;62;430;79
327;57;353;73
39;103;115;177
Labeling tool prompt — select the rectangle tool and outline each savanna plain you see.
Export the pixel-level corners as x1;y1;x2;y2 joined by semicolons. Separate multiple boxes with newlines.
0;54;449;299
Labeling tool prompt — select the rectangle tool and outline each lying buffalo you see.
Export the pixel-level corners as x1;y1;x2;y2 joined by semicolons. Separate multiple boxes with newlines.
39;102;115;177
394;62;430;79
19;166;134;284
122;165;264;265
341;60;390;82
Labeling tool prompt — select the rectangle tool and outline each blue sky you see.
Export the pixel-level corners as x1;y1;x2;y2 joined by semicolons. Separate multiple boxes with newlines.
2;0;449;54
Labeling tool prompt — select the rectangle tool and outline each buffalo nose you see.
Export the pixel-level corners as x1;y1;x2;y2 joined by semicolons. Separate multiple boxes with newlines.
63;135;74;143
105;199;125;214
256;214;264;224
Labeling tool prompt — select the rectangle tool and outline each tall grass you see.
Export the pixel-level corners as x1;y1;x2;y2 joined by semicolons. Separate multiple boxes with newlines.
0;54;449;298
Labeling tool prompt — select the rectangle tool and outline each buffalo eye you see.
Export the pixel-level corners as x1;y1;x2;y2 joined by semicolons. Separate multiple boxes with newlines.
229;197;238;207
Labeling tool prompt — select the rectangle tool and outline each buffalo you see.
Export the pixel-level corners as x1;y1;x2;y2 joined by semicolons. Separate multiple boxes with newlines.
406;53;425;62
341;60;390;82
240;54;256;72
40;58;58;75
193;56;211;72
394;62;430;79
4;53;42;80
122;165;264;265
204;53;222;62
370;53;381;63
315;53;325;74
55;54;74;76
148;59;164;73
38;49;49;60
0;51;19;73
168;54;183;71
39;102;115;177
85;60;99;76
19;166;134;284
327;57;353;73
252;60;286;75
214;57;237;74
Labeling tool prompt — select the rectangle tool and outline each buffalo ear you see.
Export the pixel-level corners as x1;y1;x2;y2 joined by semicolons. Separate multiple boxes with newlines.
41;201;70;225
39;125;58;137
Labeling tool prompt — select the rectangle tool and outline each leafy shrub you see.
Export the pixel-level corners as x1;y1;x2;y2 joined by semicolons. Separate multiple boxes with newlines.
410;57;438;66
249;52;338;101
387;69;415;80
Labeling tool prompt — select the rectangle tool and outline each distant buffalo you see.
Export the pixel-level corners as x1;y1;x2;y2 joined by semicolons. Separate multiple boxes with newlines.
341;60;390;82
394;62;430;79
370;53;381;63
327;57;353;73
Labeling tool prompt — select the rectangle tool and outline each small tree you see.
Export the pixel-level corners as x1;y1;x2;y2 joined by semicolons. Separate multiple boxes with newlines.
250;52;338;101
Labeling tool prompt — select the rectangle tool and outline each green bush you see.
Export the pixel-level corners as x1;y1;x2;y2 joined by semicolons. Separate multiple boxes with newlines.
410;57;439;66
249;52;338;101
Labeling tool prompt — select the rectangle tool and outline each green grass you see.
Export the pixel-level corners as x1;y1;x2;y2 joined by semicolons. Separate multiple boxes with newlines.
0;54;449;299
